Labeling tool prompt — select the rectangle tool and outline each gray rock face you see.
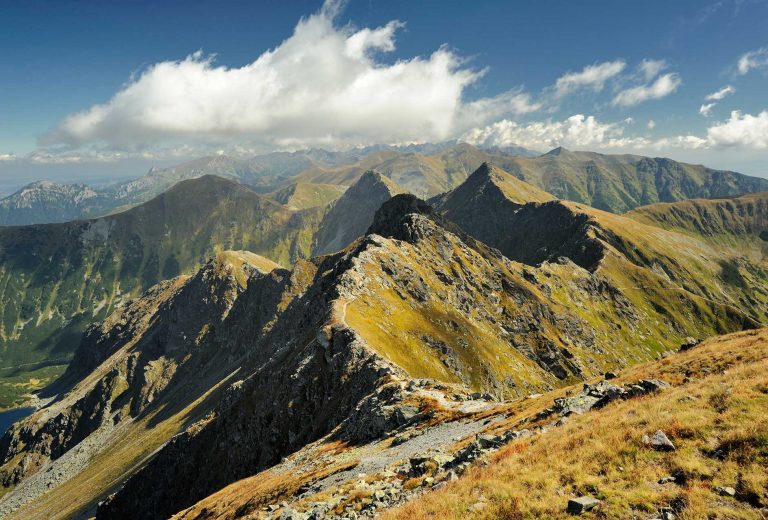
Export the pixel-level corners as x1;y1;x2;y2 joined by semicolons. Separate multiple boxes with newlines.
0;181;103;225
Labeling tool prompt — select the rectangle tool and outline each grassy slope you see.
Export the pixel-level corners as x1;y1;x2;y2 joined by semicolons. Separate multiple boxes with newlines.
626;192;768;261
386;327;768;519
268;182;347;210
570;200;768;327
0;175;320;408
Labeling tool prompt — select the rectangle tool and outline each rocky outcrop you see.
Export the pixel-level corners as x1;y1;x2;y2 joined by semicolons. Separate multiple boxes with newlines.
0;252;285;489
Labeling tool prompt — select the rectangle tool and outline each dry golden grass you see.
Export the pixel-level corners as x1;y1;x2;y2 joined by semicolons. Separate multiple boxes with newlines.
383;328;768;520
173;458;360;520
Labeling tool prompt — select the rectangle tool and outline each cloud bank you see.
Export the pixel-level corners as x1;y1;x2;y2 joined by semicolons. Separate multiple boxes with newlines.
463;109;768;153
462;115;639;151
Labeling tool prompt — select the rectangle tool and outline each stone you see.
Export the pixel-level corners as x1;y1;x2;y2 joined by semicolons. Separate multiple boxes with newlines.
679;337;700;351
652;507;676;520
476;434;503;449
643;430;676;451
604;371;618;380
714;485;736;497
554;394;600;415
638;379;670;392
567;496;601;514
409;453;452;475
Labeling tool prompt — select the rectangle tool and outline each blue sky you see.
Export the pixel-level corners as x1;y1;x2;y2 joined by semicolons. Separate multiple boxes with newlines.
0;0;767;192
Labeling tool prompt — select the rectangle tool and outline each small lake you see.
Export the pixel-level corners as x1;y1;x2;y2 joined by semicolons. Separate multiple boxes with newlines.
0;407;34;435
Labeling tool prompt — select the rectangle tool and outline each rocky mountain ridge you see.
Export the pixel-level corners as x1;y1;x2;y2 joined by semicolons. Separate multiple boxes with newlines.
0;181;103;225
0;175;323;407
1;166;766;517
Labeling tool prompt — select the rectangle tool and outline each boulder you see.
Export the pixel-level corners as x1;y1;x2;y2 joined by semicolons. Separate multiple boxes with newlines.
643;430;676;451
476;434;503;449
714;485;736;497
638;379;670;392
567;496;601;514
679;337;700;352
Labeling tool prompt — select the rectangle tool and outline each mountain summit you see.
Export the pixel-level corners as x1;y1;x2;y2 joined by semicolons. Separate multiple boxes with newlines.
312;170;406;255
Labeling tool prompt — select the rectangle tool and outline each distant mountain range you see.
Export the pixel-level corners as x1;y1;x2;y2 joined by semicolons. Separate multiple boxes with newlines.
4;142;764;226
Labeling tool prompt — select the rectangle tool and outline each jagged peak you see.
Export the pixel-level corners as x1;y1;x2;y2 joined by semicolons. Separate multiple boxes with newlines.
366;194;435;239
441;162;555;207
353;170;402;194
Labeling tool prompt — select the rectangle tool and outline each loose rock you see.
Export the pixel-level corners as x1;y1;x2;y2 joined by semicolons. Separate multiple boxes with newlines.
567;496;601;514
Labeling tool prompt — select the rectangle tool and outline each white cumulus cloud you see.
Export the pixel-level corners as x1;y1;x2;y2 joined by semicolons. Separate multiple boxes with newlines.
43;1;528;151
706;110;768;148
737;47;768;75
461;114;646;151
612;72;682;107
553;60;626;98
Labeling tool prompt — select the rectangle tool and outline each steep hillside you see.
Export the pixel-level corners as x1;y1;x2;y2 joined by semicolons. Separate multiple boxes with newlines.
169;328;768;520
435;171;768;328
499;148;768;213
1;184;764;518
268;182;347;210
626;191;768;245
0;176;321;408
387;327;768;519
312;171;405;256
431;162;555;249
0;181;104;225
0;251;293;516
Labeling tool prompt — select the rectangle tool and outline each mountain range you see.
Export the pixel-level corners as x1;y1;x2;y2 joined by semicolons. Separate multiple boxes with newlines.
0;157;766;518
2;143;766;226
